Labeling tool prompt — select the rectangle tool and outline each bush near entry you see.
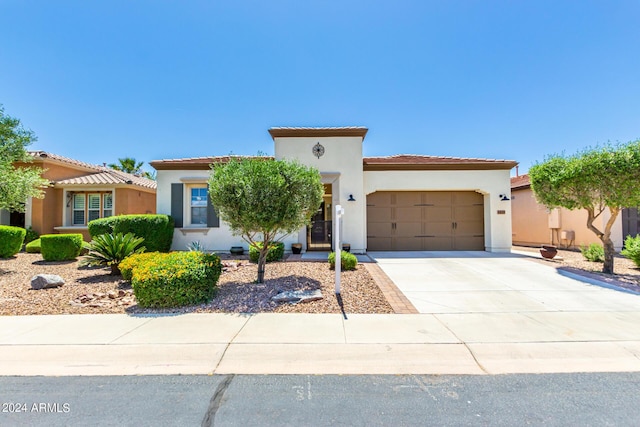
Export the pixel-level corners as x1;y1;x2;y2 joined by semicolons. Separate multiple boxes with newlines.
88;214;174;252
25;238;41;253
0;225;26;258
249;241;285;263
621;235;640;268
40;234;84;261
580;243;605;262
129;251;222;308
328;251;358;271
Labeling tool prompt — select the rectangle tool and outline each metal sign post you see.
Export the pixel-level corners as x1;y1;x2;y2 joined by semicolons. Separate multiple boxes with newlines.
334;204;344;295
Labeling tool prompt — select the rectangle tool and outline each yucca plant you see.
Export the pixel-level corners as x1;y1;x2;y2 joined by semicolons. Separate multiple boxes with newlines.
80;232;146;275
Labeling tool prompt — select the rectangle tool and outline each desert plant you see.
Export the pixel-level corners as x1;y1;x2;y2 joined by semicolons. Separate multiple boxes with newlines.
249;241;284;263
25;238;41;253
24;226;39;244
0;225;26;258
580;243;605;262
131;251;222;308
80;233;146;275
328;251;358;271
119;252;162;281
87;214;174;252
187;240;206;252
40;234;84;261
621;235;640;268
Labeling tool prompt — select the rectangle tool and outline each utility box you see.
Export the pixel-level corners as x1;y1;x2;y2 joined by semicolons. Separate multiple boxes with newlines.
548;208;561;229
560;230;575;241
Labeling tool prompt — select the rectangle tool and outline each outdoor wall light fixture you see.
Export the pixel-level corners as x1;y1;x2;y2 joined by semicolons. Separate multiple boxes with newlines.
66;191;75;207
347;194;356;202
499;194;511;201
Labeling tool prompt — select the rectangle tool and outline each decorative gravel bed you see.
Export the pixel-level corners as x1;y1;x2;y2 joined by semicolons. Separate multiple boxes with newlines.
0;253;394;316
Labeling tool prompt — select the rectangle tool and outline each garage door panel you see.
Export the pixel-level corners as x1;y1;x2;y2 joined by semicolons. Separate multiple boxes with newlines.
453;192;483;205
424;236;454;250
454;236;485;251
455;220;484;235
395;222;422;237
395;192;422;206
396;207;422;222
367;192;392;206
368;207;392;222
425;221;453;236
368;222;392;236
425;206;452;221
425;192;452;206
368;237;392;251
394;237;424;251
454;205;484;221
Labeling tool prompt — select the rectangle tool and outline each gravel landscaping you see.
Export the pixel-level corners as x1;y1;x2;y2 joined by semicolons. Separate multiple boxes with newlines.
1;247;638;316
0;252;393;316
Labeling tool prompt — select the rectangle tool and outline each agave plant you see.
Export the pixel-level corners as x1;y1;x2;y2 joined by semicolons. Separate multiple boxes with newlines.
80;233;146;275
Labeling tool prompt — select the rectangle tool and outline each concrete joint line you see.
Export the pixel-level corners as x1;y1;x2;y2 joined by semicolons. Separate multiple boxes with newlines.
211;316;252;373
432;314;489;374
107;318;153;344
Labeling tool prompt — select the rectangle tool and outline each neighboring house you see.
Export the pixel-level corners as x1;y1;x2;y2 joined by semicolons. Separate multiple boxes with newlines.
510;174;639;251
151;127;517;253
0;151;156;240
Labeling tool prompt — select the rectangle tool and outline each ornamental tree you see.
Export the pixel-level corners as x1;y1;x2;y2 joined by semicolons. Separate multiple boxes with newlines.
529;140;640;274
208;157;323;283
0;106;49;212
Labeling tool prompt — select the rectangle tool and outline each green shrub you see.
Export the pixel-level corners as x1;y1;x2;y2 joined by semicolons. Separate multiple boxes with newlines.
40;234;84;261
621;235;640;268
328;251;358;271
80;233;146;275
249;241;285;263
25;238;41;253
119;252;162;281
24;227;39;244
87;214;174;252
580;243;605;262
131;251;222;308
0;225;26;258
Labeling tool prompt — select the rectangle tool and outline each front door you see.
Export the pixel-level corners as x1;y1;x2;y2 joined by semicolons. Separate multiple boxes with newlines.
308;202;332;250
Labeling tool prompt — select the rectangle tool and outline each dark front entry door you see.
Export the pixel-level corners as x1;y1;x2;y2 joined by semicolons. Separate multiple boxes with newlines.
309;202;331;250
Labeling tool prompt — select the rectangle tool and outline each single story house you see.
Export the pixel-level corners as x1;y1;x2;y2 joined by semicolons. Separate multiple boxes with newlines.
0;151;157;240
510;174;639;251
151;127;517;253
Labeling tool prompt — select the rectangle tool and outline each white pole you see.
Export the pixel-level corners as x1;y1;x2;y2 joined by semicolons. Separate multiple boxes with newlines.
334;204;344;294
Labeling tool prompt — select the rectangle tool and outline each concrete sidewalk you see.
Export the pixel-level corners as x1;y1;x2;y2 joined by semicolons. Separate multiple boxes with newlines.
2;311;640;376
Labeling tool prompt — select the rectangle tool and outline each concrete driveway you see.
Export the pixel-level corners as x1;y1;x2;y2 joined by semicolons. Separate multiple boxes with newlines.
369;251;640;315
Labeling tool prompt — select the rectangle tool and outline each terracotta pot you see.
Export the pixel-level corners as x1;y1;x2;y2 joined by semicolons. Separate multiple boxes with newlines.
540;245;558;259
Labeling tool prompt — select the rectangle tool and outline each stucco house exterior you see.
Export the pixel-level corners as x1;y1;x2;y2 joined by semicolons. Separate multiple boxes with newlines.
0;151;157;240
151;127;517;253
510;174;639;251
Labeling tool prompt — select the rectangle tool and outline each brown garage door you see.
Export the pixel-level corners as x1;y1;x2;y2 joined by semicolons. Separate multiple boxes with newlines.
367;191;485;251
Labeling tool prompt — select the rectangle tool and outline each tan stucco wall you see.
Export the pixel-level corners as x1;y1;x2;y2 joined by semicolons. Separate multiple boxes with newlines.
511;187;623;250
115;188;156;216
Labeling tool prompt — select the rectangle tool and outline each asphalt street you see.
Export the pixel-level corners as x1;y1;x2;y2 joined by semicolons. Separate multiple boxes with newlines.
2;373;640;426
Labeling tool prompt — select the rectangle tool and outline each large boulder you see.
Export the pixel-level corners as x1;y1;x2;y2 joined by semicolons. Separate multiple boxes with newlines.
31;274;65;290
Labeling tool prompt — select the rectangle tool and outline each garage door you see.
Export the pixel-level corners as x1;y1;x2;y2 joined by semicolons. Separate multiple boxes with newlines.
367;191;485;251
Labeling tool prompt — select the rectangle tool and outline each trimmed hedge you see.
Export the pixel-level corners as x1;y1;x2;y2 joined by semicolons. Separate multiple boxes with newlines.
40;234;84;261
130;251;222;308
328;251;358;271
25;238;41;253
0;225;26;258
88;214;174;252
119;252;161;281
249;241;285;263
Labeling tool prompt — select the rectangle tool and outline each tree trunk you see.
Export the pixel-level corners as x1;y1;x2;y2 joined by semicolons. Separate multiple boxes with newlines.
256;246;269;283
602;237;615;275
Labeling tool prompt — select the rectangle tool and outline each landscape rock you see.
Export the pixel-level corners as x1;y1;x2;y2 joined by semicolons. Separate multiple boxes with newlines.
71;289;136;309
272;289;323;304
31;274;65;290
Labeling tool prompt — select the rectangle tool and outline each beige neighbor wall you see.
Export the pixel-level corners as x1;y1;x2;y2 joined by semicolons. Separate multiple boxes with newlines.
364;169;514;252
511;187;623;251
274;135;366;253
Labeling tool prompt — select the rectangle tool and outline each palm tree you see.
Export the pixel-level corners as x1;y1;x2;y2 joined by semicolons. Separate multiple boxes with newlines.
108;157;144;175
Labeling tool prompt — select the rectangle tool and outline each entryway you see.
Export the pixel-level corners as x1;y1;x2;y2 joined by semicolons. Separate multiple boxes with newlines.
307;184;333;251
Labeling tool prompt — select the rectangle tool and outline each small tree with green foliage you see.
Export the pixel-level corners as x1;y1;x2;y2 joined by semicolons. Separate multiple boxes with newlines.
529;140;640;274
0;105;49;211
208;157;323;283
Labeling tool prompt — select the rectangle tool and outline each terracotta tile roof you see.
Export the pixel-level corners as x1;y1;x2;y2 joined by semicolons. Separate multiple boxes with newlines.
28;151;156;190
150;155;273;170
510;174;531;190
363;154;518;171
268;126;368;139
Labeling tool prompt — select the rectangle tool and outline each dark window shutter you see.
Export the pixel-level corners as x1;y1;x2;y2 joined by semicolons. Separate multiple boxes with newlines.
206;191;219;228
171;183;184;228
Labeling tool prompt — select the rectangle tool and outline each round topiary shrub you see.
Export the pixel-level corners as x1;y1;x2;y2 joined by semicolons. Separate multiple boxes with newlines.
249;241;285;263
328;251;358;271
0;225;26;258
40;234;84;261
25;238;41;253
131;251;222;308
119;252;162;281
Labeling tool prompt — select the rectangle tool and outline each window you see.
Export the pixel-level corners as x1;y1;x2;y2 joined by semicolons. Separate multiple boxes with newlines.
103;193;113;217
88;194;101;222
73;194;85;225
190;187;208;226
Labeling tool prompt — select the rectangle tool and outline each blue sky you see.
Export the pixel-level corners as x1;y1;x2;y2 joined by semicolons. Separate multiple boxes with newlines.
2;1;638;175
